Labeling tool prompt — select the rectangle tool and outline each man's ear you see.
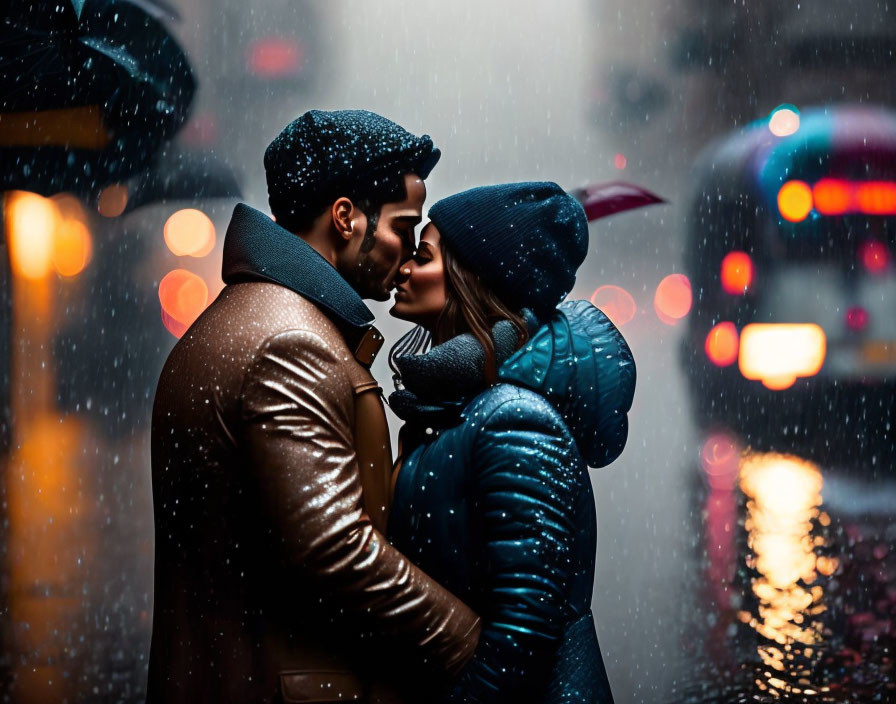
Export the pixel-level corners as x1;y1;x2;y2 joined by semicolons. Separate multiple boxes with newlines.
331;197;355;241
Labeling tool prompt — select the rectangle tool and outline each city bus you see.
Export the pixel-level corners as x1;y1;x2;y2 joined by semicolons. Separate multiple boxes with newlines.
682;105;896;465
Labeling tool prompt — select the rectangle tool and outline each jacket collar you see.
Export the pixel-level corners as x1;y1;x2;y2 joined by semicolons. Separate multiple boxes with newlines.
388;312;540;428
221;203;377;345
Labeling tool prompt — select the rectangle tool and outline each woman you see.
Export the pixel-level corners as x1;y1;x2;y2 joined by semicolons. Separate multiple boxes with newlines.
387;182;635;703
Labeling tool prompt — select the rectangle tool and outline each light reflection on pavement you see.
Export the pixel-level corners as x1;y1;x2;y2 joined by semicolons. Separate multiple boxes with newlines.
674;446;896;703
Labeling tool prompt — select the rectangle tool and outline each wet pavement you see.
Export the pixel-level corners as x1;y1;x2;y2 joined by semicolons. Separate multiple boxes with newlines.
670;446;896;703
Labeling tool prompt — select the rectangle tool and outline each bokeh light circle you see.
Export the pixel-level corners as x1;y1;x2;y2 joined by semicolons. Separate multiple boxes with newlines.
590;285;637;326
159;269;209;338
5;191;61;280
720;251;753;295
164;209;216;257
654;274;692;325
768;106;800;137
51;193;87;222
859;240;889;273
705;322;739;366
700;431;742;491
845;306;869;332
52;220;92;278
777;181;813;222
98;184;129;217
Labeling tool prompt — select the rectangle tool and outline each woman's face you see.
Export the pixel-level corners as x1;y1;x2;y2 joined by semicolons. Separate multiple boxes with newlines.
389;223;448;330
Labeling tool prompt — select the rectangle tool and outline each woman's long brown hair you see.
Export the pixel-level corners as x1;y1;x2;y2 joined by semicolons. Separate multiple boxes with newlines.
434;243;530;385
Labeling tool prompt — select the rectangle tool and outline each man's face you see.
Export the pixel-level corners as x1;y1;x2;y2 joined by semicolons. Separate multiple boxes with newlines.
346;173;426;301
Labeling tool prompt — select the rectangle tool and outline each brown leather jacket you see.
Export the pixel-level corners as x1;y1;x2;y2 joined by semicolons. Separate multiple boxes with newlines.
147;205;480;703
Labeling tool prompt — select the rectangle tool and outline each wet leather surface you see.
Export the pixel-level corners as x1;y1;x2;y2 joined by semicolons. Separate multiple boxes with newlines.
147;281;479;703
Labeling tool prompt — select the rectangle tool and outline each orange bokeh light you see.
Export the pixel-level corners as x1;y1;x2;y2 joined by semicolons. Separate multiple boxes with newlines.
855;181;896;215
654;274;692;325
159;269;209;338
777;180;813;222
812;179;851;215
51;195;91;278
720;251;753;295
164;209;216;257
590;285;637;326
51;193;87;222
705;322;739;366
5;191;61;280
5;191;93;282
52;220;92;278
97;184;128;217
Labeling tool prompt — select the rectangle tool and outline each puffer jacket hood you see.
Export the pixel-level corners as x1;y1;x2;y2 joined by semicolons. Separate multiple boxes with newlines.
498;299;635;467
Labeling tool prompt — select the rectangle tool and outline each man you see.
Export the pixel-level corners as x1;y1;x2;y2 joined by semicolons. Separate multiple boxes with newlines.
147;110;480;703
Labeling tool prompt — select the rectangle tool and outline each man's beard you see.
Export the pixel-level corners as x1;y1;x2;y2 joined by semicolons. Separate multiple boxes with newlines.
359;211;379;253
348;213;391;301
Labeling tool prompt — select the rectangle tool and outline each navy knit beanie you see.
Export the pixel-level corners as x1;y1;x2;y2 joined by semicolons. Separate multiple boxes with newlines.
265;110;440;231
428;182;589;320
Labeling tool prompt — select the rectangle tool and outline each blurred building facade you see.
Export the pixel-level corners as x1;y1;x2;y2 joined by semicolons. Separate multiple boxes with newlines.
591;0;896;167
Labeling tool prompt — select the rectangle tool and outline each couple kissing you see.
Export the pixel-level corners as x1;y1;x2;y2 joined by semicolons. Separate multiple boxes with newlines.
147;110;633;704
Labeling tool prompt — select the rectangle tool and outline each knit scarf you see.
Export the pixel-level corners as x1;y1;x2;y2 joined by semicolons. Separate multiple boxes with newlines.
388;313;538;433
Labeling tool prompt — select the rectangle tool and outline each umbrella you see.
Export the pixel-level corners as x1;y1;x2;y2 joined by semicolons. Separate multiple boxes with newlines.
570;181;666;221
0;0;195;196
118;0;181;22
120;146;242;214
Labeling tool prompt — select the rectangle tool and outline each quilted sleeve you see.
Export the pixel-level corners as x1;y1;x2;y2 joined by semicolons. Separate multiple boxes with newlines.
446;391;580;702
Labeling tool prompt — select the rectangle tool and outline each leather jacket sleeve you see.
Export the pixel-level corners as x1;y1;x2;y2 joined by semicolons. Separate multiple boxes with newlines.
446;394;579;703
239;329;480;676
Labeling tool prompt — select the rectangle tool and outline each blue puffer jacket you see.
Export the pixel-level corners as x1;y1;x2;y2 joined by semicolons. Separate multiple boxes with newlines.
387;300;635;703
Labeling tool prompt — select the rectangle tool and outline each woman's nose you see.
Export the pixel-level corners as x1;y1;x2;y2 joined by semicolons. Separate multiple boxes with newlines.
395;262;412;282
